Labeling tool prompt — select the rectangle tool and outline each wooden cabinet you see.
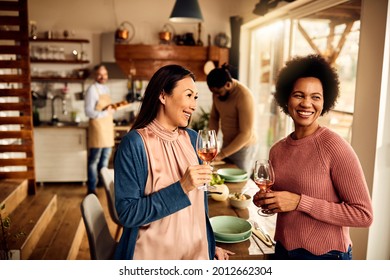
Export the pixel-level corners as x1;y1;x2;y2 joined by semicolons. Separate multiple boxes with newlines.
34;127;87;183
109;125;130;166
115;44;229;81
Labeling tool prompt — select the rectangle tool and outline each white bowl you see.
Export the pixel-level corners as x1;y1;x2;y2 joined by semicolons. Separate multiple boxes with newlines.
228;193;252;209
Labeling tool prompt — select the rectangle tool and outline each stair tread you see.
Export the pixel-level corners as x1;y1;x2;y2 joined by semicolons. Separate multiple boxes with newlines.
1;181;110;260
29;200;84;260
0;180;21;199
6;192;57;259
0;179;26;203
0;179;28;216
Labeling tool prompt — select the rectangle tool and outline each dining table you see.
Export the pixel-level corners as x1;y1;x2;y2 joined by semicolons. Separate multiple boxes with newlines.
208;163;277;260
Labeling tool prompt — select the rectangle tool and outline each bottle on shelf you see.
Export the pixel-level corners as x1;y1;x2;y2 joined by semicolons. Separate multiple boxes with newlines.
126;74;135;102
29;20;38;40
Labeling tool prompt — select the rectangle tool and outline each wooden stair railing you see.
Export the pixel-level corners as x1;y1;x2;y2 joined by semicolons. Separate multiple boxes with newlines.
0;0;36;194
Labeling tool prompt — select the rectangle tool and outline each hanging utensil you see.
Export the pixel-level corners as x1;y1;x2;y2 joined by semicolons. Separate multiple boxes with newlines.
204;34;215;75
115;21;135;43
158;23;176;45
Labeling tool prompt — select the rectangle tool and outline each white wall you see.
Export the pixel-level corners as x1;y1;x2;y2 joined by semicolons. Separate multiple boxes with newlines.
28;0;259;43
28;0;258;123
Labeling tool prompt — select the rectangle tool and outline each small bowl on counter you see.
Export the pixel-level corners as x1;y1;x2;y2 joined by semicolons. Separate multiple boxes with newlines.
228;192;252;209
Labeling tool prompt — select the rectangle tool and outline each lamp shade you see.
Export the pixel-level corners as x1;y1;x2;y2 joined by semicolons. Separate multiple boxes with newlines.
169;0;204;23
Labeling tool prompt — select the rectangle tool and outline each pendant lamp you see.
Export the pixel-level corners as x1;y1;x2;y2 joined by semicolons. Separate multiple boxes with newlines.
169;0;204;23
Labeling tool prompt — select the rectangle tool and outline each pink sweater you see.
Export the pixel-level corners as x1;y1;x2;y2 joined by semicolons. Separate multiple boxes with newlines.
270;127;373;255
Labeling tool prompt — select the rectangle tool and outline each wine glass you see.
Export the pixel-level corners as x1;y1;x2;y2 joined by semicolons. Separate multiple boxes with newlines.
253;159;275;217
196;129;218;191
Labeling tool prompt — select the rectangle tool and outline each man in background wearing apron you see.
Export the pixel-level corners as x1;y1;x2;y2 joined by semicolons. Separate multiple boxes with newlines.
84;64;115;195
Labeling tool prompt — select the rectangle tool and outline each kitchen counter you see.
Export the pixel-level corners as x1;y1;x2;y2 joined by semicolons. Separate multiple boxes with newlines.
34;121;89;129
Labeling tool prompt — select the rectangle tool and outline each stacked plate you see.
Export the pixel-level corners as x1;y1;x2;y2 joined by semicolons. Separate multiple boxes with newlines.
217;168;249;183
210;216;252;243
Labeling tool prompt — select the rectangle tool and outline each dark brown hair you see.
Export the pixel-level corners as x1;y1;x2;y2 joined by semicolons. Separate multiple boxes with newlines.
131;64;195;130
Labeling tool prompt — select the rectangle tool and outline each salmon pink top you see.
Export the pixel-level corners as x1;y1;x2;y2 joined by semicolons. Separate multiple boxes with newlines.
270;127;373;255
133;119;209;259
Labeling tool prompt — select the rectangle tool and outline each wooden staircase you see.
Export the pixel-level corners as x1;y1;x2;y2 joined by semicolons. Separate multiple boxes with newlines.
0;0;36;194
0;179;85;259
0;1;88;260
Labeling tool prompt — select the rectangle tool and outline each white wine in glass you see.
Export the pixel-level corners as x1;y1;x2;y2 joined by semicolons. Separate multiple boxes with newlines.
253;159;275;217
196;129;218;191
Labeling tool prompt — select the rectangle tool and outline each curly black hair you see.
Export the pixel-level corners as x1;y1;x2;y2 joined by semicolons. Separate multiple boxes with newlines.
274;54;340;116
206;63;233;88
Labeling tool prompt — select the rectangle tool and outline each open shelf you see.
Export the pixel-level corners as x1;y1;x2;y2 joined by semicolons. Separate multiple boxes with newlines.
29;38;90;43
31;59;89;64
31;76;86;83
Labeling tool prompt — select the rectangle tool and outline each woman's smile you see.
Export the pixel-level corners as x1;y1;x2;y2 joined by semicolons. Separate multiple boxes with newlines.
297;110;314;118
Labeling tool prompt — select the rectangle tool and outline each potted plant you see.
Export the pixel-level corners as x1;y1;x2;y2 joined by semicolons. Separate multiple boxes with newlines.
0;204;22;260
0;203;11;260
190;107;210;131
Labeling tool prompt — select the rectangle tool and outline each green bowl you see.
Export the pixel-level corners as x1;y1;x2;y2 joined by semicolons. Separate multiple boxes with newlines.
217;168;248;180
210;216;252;241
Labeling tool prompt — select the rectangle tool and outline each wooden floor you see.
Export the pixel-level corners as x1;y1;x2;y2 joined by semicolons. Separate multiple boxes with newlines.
35;182;118;260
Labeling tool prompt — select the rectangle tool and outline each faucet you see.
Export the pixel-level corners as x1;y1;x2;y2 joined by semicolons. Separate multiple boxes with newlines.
51;95;67;123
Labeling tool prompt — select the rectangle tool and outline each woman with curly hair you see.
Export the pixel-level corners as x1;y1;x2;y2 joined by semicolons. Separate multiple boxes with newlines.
253;54;373;260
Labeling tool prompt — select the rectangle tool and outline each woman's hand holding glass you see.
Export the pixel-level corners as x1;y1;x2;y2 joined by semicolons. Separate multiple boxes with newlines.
180;164;213;193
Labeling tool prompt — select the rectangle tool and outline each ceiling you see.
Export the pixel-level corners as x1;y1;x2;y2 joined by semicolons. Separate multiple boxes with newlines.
302;0;361;24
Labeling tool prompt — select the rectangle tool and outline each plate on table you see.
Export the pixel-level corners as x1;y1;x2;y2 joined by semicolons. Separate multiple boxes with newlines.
223;175;249;183
217;168;248;181
214;231;252;243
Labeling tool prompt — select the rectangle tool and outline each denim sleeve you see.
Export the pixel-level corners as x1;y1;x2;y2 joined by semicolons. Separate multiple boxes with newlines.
114;130;191;228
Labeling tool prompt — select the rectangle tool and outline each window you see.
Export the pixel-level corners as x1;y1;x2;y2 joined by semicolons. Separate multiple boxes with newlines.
247;0;361;159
